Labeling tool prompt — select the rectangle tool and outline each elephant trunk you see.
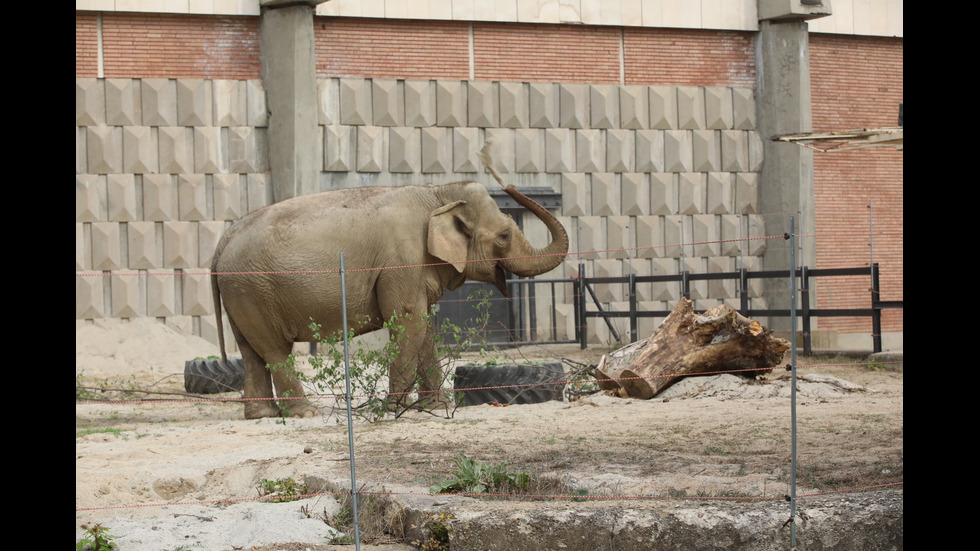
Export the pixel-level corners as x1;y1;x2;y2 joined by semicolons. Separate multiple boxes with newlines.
500;185;569;276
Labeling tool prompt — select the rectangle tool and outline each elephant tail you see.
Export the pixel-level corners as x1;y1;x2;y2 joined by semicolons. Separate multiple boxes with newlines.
211;246;228;363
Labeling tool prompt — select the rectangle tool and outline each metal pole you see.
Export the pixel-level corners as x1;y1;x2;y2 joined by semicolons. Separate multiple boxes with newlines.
340;253;361;550
788;217;798;549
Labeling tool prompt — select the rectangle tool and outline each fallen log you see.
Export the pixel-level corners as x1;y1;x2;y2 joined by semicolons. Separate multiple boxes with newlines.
595;299;790;399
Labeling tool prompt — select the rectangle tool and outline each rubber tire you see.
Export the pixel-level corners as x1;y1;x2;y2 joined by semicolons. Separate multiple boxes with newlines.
454;362;565;406
184;358;246;394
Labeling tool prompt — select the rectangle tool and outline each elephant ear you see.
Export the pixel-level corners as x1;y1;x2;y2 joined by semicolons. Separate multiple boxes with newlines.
427;200;469;273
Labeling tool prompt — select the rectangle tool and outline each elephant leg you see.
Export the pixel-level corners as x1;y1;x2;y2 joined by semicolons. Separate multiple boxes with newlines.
233;324;281;420
269;358;318;418
414;321;450;411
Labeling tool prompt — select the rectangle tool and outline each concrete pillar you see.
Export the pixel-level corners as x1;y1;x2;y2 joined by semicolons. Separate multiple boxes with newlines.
755;1;831;329
259;1;327;202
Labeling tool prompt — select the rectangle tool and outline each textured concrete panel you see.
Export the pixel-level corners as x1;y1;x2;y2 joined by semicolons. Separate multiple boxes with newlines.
484;128;514;173
544;128;574;173
76;272;105;319
111;269;142;318
141;79;178;126
91;222;121;271
560;173;589;216
589;85;618;129
246;79;268;127
468;80;498;127
436;80;467;127
228;126;268;173
634;215;662;259
605;129;633;172
143;174;177;221
77;126;87;174
76;78;104;126
575;216;602;259
719;214;743;257
663;215;684;258
676;86;704;130
388;127;420;173
356;126;384;172
529;82;559;128
213;174;243;220
213;80;247;126
634;129;664;173
246;173;271;212
664;130;692;173
339;78;372;125
198;220;225;267
421;127;452;173
178;174;208;221
76;174;105;223
452;127;480;172
621;173;648;216
182;272;212;315
649;172;676;216
323;125;355;171
575;129;604;173
163;221;197;268
651;257;680;300
704;87;734;130
127;220;158;269
498;81;528;128
514;129;544;173
590;173;618;216
692;214;719;256
194;127;227;173
720;130;749;172
605;215;631;259
692;130;720;172
681;257;707;299
123;126;156;174
146;269;177;317
405;80;436;127
559;83;589;128
735;172;759;214
76;223;87;270
620;86;648;129
677;172;705;215
318;78;340;125
732;87;755;130
177;79;211;126
748;131;764;171
746;214;767;256
372;79;403;126
86;126;123;174
592;258;623;302
649;86;677;129
706;172;733;214
158;127;194;174
106;78;141;126
107;174;138;222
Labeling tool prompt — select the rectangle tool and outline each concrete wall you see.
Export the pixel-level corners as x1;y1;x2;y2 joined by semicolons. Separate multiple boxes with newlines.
75;76;767;346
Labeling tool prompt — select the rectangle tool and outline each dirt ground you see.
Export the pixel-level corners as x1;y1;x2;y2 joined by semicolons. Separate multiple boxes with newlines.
75;319;903;550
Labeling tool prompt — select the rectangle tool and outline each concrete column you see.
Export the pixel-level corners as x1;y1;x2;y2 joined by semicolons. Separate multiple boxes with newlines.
259;1;327;202
755;2;830;330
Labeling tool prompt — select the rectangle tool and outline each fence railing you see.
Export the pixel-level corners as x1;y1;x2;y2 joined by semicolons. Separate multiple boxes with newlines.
503;262;902;355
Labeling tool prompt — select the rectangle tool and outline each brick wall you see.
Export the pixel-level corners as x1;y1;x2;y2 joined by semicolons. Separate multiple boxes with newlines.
810;34;903;334
624;28;756;87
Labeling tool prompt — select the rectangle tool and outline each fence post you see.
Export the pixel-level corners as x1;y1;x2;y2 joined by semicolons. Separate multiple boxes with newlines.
800;265;812;356
871;262;882;353
628;273;637;343
578;263;587;349
788;217;799;549
339;253;361;551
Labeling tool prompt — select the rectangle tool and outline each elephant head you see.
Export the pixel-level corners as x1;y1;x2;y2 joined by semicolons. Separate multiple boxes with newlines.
426;144;569;296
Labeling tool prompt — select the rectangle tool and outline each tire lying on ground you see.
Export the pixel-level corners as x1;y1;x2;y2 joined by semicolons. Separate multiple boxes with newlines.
184;357;246;394
454;362;565;406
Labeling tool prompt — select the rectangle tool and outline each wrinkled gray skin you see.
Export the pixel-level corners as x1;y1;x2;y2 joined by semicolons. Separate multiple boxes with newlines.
210;180;569;419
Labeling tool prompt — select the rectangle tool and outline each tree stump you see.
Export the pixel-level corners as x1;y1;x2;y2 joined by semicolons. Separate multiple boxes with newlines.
594;299;790;399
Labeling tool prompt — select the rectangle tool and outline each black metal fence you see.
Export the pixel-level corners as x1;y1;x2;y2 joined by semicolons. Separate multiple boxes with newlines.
500;262;901;355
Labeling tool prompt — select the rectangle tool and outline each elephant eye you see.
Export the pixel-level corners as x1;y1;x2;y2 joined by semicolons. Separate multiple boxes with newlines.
498;231;511;244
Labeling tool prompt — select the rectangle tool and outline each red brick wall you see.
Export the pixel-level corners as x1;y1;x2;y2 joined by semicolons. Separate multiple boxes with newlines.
810;34;903;334
315;17;469;79
473;22;621;83
624;27;756;87
74;12;261;79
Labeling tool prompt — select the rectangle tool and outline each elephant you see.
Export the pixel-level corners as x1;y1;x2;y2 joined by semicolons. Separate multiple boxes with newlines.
210;144;569;419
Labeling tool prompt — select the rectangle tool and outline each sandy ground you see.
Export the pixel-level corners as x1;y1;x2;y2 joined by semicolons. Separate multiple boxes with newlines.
75;318;903;550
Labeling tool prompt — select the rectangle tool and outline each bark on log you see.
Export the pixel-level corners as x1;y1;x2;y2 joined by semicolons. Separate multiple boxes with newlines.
595;299;790;399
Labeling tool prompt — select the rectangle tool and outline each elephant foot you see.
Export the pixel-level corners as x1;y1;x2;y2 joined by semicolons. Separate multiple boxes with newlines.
281;399;319;418
244;400;282;420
